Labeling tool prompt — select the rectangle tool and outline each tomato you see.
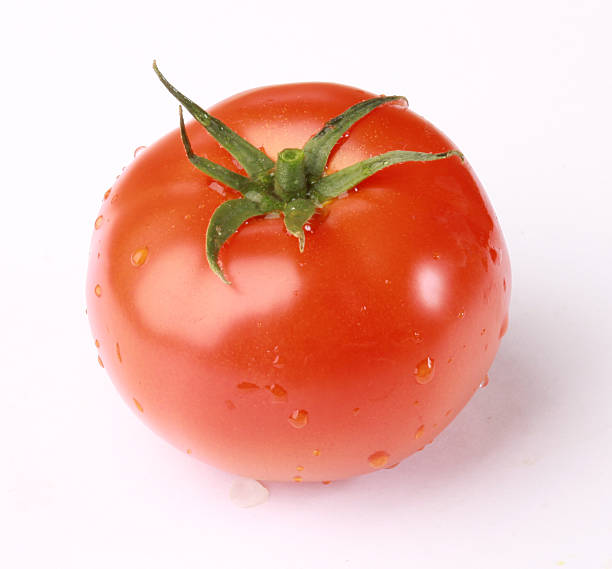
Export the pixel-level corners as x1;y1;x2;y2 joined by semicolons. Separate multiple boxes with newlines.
87;75;510;482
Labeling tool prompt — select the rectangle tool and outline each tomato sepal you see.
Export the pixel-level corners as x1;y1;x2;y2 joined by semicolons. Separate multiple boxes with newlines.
154;61;274;177
206;198;279;284
311;149;464;201
303;95;407;181
283;198;317;252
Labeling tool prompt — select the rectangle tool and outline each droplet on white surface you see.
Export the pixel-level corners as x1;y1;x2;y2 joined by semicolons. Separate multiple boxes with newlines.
229;478;269;508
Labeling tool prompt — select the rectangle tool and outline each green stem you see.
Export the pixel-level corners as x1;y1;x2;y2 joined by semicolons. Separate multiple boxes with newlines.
274;148;306;200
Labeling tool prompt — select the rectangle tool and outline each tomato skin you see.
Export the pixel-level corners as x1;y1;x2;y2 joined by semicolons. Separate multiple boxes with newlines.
87;83;510;481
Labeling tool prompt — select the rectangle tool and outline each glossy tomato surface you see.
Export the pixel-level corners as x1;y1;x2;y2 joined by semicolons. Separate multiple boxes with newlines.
86;82;510;481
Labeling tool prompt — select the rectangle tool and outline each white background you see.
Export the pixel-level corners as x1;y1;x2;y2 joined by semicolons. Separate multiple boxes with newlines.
1;1;611;567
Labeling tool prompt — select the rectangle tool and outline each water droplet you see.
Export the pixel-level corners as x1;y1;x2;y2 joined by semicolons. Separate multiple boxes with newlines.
94;339;100;348
322;480;332;485
414;356;435;384
292;475;303;483
237;381;259;390
133;398;144;412
368;450;390;469
103;188;111;200
296;465;304;472
116;342;122;363
215;225;223;236
208;181;226;196
133;145;147;158
480;375;489;388
389;97;409;109
481;328;487;336
94;215;104;229
415;425;425;439
312;449;320;456
385;462;400;469
111;193;119;204
288;409;308;428
489;247;498;263
432;252;440;260
457;310;465;319
229;478;269;508
186;448;192;455
97;355;104;368
231;158;245;172
445;409;453;416
499;314;509;338
352;407;361;416
184;214;193;220
265;383;287;401
131;247;149;267
503;278;507;292
94;284;102;297
225;400;236;410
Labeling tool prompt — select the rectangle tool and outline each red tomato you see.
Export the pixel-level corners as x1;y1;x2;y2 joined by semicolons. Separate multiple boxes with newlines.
87;81;510;481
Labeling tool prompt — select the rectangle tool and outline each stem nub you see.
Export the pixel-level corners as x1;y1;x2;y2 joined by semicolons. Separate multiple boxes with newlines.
274;148;306;201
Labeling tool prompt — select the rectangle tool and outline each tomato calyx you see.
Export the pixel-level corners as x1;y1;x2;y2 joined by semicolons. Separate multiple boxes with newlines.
154;62;464;284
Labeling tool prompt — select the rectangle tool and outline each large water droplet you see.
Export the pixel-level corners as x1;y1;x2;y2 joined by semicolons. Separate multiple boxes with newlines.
131;247;149;267
288;409;308;428
368;450;390;469
94;215;104;230
414;356;435;384
94;284;102;297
